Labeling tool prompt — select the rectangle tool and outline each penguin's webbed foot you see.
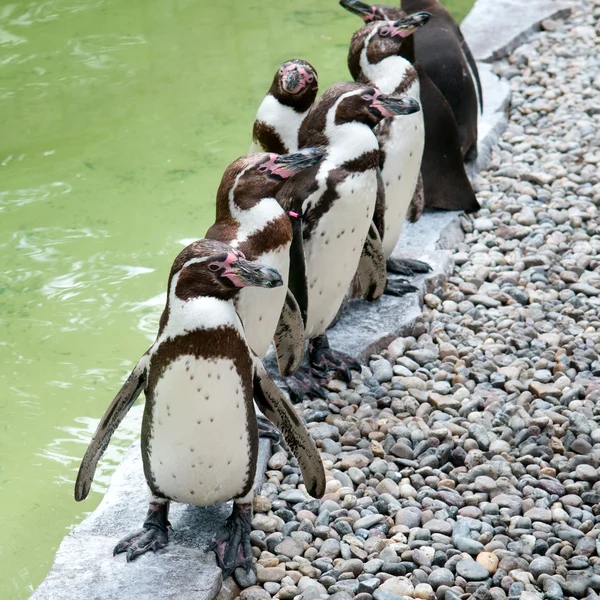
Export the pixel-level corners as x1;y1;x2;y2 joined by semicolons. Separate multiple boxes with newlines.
257;414;282;445
384;277;419;297
114;501;170;562
387;257;433;276
210;502;253;581
309;334;361;384
287;368;329;403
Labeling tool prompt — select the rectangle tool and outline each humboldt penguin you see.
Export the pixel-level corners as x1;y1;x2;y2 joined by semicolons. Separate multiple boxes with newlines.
346;12;435;287
205;148;324;376
340;0;480;213
402;0;483;161
250;59;319;154
74;240;325;579
278;82;419;399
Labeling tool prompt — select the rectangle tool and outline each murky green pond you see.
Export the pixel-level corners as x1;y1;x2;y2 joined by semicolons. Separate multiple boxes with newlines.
0;0;473;597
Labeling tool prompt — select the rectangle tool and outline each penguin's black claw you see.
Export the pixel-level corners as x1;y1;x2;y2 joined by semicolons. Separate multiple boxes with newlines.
114;526;169;561
256;414;282;444
384;279;419;297
114;500;170;561
387;257;432;276
309;334;361;383
287;368;328;403
210;502;253;581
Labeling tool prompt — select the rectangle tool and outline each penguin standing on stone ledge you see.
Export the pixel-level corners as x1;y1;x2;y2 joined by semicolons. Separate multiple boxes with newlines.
250;59;319;154
340;0;480;213
345;11;434;287
206;149;324;377
74;240;325;579
280;82;420;399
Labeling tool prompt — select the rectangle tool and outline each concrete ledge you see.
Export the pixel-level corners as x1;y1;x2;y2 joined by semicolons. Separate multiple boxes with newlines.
462;0;571;62
30;439;271;600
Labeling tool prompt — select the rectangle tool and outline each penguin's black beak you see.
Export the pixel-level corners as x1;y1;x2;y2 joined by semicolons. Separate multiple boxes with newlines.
339;0;374;20
226;259;283;289
390;12;431;36
275;148;325;173
374;95;420;117
282;67;302;93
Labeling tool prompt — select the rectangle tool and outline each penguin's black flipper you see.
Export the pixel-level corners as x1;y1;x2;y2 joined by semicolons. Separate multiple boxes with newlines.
283;195;309;326
253;360;326;499
357;223;387;302
273;290;306;377
372;168;386;239
406;173;424;224
74;356;148;502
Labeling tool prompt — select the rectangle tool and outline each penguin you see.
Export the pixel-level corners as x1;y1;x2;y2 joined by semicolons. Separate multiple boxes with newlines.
74;239;325;578
402;0;483;161
346;12;435;287
278;82;420;399
340;0;480;213
250;59;319;154
205;148;324;377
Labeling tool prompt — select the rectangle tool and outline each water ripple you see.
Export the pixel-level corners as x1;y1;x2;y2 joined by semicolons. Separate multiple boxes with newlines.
0;181;71;211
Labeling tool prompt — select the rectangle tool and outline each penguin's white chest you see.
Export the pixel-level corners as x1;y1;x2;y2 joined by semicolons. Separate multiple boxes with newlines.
146;355;253;506
235;245;290;358
304;169;378;338
380;81;424;258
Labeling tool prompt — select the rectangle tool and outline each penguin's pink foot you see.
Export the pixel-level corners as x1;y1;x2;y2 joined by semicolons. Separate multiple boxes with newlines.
210;502;253;580
287;368;329;403
384;278;418;297
309;334;361;383
387;257;432;276
114;501;170;561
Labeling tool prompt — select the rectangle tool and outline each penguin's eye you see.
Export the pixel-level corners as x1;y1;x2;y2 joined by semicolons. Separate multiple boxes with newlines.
362;93;373;101
306;75;313;83
209;264;220;272
379;27;391;37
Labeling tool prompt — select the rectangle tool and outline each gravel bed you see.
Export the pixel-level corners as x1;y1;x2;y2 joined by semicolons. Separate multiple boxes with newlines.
237;3;600;600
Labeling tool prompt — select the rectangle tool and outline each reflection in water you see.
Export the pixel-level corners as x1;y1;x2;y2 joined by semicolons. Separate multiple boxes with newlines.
41;404;143;494
0;181;71;211
6;0;106;26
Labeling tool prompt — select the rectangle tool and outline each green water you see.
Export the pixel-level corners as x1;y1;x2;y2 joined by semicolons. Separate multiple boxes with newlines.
0;0;473;597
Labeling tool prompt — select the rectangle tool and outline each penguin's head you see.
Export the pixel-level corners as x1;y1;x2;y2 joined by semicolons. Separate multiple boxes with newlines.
169;240;283;301
350;13;430;67
218;149;324;207
270;59;319;110
340;0;403;22
330;83;420;129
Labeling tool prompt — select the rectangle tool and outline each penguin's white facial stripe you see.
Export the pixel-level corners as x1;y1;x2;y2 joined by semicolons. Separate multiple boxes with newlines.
324;92;380;165
360;45;414;95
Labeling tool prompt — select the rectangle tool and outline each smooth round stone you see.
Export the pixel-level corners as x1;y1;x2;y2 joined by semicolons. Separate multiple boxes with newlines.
477;552;499;574
263;582;281;595
240;587;271;600
529;557;555;579
274;537;304;559
428;568;454;590
379;576;414;596
414;583;435;600
456;559;490;581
